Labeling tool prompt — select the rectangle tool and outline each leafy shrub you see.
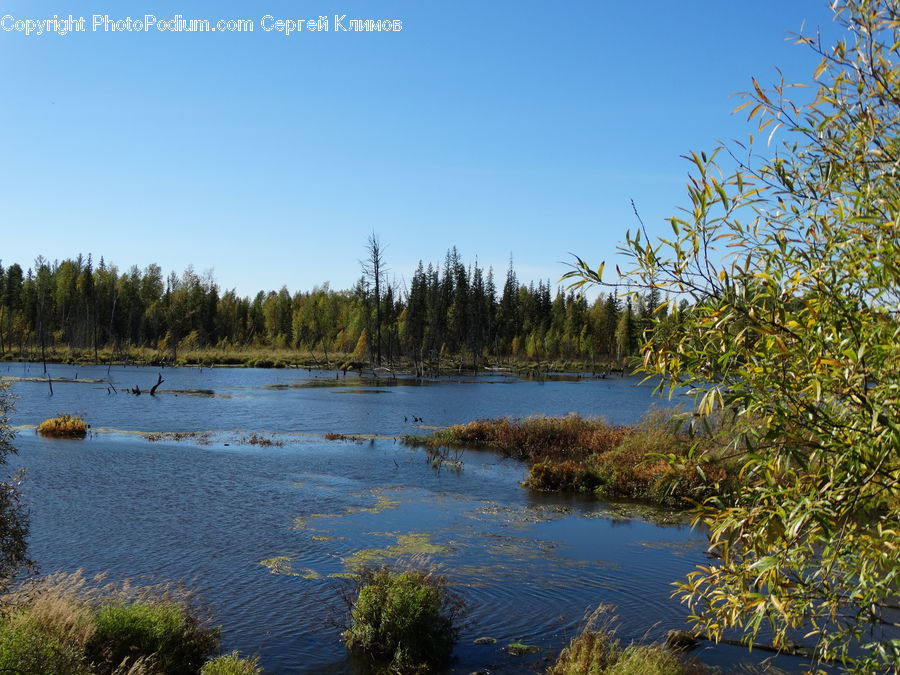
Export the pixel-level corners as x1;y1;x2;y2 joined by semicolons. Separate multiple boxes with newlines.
200;651;263;674
344;565;459;674
36;414;88;439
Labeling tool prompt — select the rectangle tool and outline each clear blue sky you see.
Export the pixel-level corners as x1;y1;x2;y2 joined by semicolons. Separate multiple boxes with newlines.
1;1;841;297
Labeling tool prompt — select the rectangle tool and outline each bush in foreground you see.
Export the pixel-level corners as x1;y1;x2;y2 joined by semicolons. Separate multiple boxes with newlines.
36;414;88;439
87;600;218;673
0;571;220;674
344;564;460;674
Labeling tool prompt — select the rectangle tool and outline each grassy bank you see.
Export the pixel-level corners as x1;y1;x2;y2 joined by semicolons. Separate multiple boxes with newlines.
0;345;354;370
0;344;625;375
404;411;739;508
0;572;259;674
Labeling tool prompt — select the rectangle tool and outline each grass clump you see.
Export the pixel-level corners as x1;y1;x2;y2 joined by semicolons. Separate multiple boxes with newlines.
36;414;88;439
506;641;541;655
584;409;737;507
0;571;220;674
344;563;461;674
547;607;703;675
87;600;217;673
200;651;262;674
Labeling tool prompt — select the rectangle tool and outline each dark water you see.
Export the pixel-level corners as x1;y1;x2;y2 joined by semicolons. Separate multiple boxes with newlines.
2;363;817;672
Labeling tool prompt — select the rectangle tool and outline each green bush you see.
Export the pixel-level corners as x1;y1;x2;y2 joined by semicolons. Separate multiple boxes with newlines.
200;651;263;674
87;600;218;674
344;566;458;674
0;572;220;675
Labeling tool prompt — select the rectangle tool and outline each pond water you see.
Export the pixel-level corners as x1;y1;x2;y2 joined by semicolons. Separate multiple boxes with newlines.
2;363;817;673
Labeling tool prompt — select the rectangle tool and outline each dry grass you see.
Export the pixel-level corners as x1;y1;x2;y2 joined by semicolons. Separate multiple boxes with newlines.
237;434;284;447
143;431;213;445
36;415;88;439
406;410;739;508
0;571;219;675
547;606;706;675
410;414;628;463
324;433;364;443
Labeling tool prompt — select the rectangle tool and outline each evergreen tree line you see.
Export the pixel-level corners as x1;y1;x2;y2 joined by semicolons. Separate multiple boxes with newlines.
0;250;667;368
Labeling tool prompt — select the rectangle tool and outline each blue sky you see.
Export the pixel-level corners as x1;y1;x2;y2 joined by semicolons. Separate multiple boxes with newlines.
1;1;841;297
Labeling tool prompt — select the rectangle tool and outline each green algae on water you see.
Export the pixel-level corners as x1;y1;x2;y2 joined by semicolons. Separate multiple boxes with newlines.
343;533;450;571
259;556;323;579
345;495;400;514
291;513;332;529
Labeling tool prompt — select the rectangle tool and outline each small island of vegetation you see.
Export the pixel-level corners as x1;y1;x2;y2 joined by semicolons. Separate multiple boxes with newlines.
35;414;88;439
405;411;739;508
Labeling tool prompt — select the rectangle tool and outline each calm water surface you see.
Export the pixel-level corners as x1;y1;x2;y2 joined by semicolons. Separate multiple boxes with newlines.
2;363;815;672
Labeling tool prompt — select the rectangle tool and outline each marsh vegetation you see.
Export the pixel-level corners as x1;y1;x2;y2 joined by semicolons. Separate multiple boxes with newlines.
405;410;739;508
36;414;88;439
0;571;262;674
343;563;462;674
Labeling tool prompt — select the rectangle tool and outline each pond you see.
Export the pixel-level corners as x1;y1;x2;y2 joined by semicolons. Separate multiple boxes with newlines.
3;363;816;673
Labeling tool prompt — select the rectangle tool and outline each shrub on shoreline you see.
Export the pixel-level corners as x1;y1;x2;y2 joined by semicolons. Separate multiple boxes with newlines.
36;415;88;439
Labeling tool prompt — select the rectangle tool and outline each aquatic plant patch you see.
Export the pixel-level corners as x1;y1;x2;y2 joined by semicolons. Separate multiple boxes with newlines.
344;564;461;674
36;414;88;439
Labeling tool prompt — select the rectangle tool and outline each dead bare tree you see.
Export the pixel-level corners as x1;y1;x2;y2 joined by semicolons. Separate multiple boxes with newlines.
149;373;164;396
360;233;387;366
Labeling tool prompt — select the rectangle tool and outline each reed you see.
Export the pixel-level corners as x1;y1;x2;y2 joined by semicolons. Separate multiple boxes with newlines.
547;606;705;675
